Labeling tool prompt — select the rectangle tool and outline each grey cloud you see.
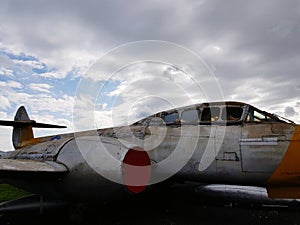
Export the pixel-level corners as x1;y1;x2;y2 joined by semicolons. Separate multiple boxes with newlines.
284;106;298;117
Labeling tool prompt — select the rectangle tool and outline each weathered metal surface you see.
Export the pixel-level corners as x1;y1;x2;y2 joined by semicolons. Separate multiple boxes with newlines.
55;137;127;200
241;123;293;173
240;137;279;146
9;138;73;161
0;159;67;172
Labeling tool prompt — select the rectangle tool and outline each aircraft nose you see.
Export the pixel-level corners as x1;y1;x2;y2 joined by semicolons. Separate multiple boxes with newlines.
122;147;151;193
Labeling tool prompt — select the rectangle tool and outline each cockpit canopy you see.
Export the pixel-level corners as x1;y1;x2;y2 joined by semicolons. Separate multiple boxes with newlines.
135;101;293;126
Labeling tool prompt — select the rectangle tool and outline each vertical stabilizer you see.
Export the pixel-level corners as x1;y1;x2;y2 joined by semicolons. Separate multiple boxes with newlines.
13;106;34;149
0;106;66;149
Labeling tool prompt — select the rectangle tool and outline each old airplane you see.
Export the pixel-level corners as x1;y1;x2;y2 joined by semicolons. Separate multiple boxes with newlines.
0;101;299;211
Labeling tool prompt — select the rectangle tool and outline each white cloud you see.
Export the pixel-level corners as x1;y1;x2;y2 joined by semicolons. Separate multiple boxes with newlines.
29;83;52;93
0;110;13;150
32;115;74;138
37;72;64;79
13;59;44;69
0;126;13;151
0;95;11;109
0;80;22;89
0;111;9;120
7;91;74;115
0;67;14;76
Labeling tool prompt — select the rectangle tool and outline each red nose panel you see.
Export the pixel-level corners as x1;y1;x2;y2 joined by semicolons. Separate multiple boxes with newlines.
123;147;151;193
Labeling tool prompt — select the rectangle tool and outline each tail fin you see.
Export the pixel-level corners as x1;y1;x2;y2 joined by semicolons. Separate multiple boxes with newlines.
13;106;34;149
0;106;66;149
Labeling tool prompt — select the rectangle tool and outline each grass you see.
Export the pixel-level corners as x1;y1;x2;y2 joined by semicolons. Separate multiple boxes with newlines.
0;184;30;203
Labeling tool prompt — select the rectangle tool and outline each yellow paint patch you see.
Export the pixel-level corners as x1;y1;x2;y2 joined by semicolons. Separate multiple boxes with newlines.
19;138;42;148
267;125;300;198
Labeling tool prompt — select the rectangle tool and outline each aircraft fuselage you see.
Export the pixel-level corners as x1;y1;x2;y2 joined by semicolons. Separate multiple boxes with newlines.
1;101;300;200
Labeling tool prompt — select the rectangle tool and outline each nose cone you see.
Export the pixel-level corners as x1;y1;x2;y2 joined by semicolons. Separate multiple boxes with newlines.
123;147;151;193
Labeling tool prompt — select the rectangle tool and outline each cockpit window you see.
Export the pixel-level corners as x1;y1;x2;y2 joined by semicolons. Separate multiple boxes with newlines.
201;107;220;122
253;110;267;122
163;111;179;123
221;107;243;121
181;109;200;124
246;108;275;123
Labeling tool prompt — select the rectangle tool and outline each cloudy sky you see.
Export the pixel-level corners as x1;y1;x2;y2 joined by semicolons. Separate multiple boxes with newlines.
0;0;299;150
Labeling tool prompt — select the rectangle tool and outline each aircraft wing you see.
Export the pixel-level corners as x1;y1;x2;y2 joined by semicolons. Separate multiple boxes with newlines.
0;159;67;173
